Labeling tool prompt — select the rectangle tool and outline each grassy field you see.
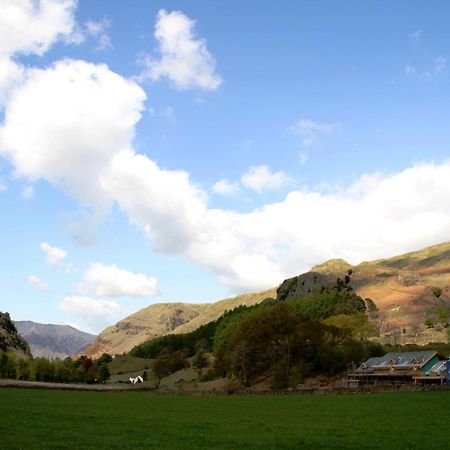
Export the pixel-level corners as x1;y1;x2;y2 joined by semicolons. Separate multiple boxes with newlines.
1;389;449;449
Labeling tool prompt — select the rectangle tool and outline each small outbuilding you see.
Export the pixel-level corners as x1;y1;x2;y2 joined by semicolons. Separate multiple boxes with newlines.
350;351;449;385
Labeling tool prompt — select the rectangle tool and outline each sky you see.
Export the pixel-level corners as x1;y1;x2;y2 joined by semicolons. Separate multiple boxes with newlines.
1;0;450;334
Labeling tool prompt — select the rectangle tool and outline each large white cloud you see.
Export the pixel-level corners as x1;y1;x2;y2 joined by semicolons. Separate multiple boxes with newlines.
0;0;79;107
0;59;146;208
0;0;78;57
102;149;207;254
0;57;24;107
59;295;126;329
78;262;158;298
1;38;450;293
139;9;222;91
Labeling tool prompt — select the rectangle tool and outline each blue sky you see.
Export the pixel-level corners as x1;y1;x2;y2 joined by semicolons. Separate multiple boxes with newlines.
1;0;450;333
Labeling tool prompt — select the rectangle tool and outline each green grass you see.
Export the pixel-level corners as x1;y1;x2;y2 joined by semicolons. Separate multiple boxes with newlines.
1;389;450;449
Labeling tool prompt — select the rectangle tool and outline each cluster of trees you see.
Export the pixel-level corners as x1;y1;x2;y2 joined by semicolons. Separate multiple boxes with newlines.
214;302;382;388
132;274;383;388
0;352;112;384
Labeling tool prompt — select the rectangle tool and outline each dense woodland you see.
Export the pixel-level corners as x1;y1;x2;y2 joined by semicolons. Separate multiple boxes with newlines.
131;274;384;388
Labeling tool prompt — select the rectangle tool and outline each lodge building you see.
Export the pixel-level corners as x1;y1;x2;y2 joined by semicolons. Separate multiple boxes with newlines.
350;351;450;386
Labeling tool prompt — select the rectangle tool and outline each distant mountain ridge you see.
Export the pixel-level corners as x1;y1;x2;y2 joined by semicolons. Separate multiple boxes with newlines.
84;241;450;358
15;321;96;359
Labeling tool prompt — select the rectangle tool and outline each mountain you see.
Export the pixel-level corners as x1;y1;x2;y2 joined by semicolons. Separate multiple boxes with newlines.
0;312;31;357
84;289;276;358
278;241;450;344
85;241;450;358
167;289;276;335
15;321;96;359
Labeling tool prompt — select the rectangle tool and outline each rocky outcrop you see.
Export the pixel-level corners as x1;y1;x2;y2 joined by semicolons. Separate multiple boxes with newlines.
276;272;336;302
0;312;31;357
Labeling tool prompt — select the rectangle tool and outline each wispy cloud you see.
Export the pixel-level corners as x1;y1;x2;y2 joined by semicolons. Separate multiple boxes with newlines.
405;56;447;80
40;242;67;266
84;18;112;51
298;152;309;165
148;105;176;124
21;185;34;200
288;119;339;148
212;179;240;196
408;29;421;44
241;165;291;193
65;17;113;50
213;165;292;196
27;274;48;291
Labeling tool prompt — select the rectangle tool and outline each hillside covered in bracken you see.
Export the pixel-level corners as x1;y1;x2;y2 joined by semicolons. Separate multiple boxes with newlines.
84;241;450;358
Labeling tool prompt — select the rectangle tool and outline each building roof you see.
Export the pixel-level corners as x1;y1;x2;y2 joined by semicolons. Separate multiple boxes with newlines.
356;351;441;374
427;360;447;376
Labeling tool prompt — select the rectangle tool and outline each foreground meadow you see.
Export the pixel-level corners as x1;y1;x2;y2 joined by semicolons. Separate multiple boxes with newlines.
1;389;449;449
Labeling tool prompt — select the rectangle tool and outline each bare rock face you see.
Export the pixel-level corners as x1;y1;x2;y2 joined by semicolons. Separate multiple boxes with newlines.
277;272;337;302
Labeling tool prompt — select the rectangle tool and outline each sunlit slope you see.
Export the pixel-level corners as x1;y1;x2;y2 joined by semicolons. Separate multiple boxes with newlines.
84;288;276;358
311;241;450;343
84;303;209;358
168;288;277;335
85;241;450;357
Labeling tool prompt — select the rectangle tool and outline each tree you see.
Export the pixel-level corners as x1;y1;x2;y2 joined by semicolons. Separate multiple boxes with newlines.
431;305;450;327
431;286;443;299
365;298;378;313
96;353;113;366
0;352;17;379
192;350;208;369
0;353;8;378
97;364;110;383
15;358;30;380
31;358;54;382
152;356;171;388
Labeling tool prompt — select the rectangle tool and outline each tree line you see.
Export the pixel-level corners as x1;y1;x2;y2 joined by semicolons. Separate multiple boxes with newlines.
0;352;112;384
